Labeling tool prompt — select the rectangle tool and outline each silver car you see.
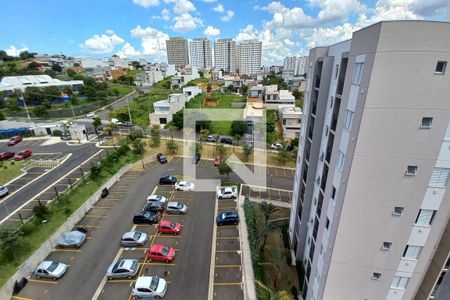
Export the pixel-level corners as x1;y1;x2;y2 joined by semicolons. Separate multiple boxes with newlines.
106;259;140;280
0;185;8;197
35;261;68;280
57;231;86;248
166;201;188;214
121;231;148;247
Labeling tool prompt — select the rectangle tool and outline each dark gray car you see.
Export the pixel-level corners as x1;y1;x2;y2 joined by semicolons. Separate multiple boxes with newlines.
120;231;148;247
166;201;188;214
106;259;140;280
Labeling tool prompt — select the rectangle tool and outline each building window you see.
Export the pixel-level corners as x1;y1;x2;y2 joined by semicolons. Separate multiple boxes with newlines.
382;242;392;251
420;117;433;129
393;207;404;216
435;61;447;74
330;96;334;108
337;151;345;171
406;166;418;176
429;168;450;187
391;276;409;289
335;64;339;79
372;272;382;280
352;62;364;85
331;186;336;200
403;245;422;259
345;110;354;130
325;217;330;229
415;209;436;226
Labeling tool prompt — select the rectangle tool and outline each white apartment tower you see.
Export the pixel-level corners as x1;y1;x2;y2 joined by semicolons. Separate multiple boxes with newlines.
166;37;189;66
238;39;262;76
284;56;309;76
289;21;450;300
189;38;212;70
214;38;237;73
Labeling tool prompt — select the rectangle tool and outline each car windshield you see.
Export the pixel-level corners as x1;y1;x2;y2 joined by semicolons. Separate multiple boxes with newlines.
9;137;14;141
47;262;59;272
221;213;226;219
131;260;139;271
133;232;141;240
162;246;170;256
112;262;120;273
177;203;183;209
169;222;176;229
150;277;159;291
18;151;24;155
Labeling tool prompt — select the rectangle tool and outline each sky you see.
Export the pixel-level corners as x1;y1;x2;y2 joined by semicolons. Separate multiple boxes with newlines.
0;0;447;65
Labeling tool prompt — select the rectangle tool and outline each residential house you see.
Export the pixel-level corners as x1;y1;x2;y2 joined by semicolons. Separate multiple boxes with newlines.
279;106;301;138
149;93;186;126
183;86;202;101
170;66;200;89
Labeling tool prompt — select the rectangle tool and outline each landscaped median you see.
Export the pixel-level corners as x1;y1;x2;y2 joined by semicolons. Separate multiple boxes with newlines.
0;142;143;294
0;160;29;185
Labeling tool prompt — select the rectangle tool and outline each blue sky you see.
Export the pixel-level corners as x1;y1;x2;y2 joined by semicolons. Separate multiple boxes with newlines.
0;0;447;65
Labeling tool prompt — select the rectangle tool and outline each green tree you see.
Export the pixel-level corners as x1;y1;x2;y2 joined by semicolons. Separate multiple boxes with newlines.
63;85;73;96
199;129;209;142
24;86;43;102
32;105;48;117
0;111;5;120
241;84;249;95
172;110;184;130
216;144;228;157
276;147;291;165
44;69;57;78
6;97;20;112
132;139;145;155
82;85;97;100
261;202;280;225
112;88;120;98
67;69;76;78
0;226;23;260
70;95;79;106
51;64;63;72
207;83;212;93
231;120;248;136
242;143;253;162
255;280;293;300
226;84;236;94
198;70;204;77
33;205;49;220
19;51;34;60
150;125;161;147
92;117;102;135
218;162;232;179
166;139;178;154
43;86;61;99
42;99;51;109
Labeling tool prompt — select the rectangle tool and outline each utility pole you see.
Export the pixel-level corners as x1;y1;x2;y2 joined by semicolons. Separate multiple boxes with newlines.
126;98;132;124
21;94;31;121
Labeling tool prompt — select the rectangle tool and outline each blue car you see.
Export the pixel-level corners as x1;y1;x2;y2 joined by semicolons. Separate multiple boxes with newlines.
216;211;239;226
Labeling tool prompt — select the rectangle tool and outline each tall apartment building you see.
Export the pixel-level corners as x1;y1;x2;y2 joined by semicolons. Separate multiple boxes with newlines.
166;37;189;66
189;38;212;70
238;39;262;76
284;56;309;76
214;38;237;73
289;21;450;300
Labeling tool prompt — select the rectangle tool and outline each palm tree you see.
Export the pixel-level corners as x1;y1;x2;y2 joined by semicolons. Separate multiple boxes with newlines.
258;220;278;253
261;202;280;225
260;248;289;289
255;280;293;300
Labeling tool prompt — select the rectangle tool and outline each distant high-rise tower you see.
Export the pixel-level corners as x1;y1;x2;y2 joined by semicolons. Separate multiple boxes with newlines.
166;37;189;66
238;39;262;76
289;20;450;300
283;56;309;76
214;39;237;73
189;38;212;70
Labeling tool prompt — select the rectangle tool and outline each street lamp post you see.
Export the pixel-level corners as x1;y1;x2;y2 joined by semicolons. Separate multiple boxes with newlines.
42;219;53;248
126;98;132;124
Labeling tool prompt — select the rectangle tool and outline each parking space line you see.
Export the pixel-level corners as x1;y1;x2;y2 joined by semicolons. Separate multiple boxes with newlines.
75;224;100;228
141;262;176;266
106;279;135;283
27;279;58;285
52;249;82;252
92;206;113;209
216;250;239;253
12;296;34;300
216;236;239;240
214;264;241;268
213;282;242;286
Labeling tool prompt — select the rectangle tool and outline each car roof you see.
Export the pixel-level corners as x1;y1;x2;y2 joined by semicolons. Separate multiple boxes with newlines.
167;201;180;206
135;210;152;216
148;194;163;199
221;187;235;192
135;276;156;289
224;211;238;216
118;259;136;269
160;220;173;226
150;243;167;253
122;231;139;239
38;261;54;269
178;181;187;185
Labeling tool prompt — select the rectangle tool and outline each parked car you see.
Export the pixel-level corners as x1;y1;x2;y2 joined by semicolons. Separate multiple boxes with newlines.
122;121;133;127
175;181;195;191
106;259;140;280
132;276;167;299
0;151;15;161
35;261;68;280
270;143;283;150
214;155;222;167
7;135;22;146
86;112;96;118
147;243;175;263
220;137;233;144
157;153;167;164
111;118;122;125
159;175;177;185
206;135;217;142
0;185;8;197
166;201;188;214
57;230;87;248
100;188;109;198
193;153;201;164
146;194;167;204
217;186;238;199
143;202;165;213
120;231;148;247
216;211;239;226
133;211;161;224
14;149;32;160
158;221;181;235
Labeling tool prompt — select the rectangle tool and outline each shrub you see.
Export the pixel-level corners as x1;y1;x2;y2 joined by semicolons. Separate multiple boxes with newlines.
32;205;49;220
90;165;102;180
132;139;145;155
52;129;63;137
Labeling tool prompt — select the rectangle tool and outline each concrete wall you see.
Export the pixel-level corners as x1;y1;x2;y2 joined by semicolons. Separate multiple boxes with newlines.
0;163;133;299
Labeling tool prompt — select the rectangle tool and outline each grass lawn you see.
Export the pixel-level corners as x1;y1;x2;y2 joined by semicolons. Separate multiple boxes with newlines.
153;76;173;89
0;160;29;185
0;151;139;287
186;92;245;109
183;77;209;87
107;84;134;97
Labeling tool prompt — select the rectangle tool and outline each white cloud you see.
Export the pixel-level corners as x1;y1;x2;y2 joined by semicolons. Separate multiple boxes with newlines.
130;25;169;60
172;13;203;32
213;4;224;13
204;25;220;36
116;43;142;58
80;31;124;53
153;8;171;20
235;24;259;43
132;0;160;8
264;2;313;28
165;0;196;15
221;10;234;22
4;45;29;57
301;23;359;48
308;0;367;24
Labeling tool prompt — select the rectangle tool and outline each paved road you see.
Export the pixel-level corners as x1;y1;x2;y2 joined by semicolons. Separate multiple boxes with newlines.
0;139;101;223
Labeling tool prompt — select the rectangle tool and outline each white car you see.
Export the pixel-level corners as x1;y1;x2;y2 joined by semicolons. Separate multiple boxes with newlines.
174;181;195;191
270;143;283;150
146;194;168;204
217;186;238;199
35;261;68;280
86;112;96;118
132;276;167;298
0;185;8;197
111;118;123;125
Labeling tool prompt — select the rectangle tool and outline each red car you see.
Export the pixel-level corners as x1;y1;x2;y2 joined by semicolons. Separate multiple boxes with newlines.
14;149;32;160
0;151;15;161
158;221;181;235
214;155;222;167
7;136;22;146
147;243;175;263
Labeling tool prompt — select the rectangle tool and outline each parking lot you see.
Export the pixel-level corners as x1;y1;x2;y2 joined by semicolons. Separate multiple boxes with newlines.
241;185;293;204
211;190;244;300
